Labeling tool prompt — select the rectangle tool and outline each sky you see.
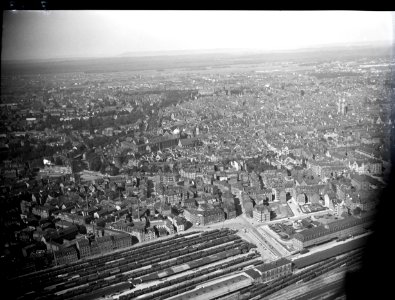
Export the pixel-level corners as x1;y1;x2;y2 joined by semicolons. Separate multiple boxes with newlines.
1;10;394;61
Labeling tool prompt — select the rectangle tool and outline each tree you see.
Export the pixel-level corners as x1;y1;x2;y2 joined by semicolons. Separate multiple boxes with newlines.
90;157;102;172
352;207;362;216
118;154;128;165
110;166;120;176
77;224;87;234
64;140;72;149
55;156;63;166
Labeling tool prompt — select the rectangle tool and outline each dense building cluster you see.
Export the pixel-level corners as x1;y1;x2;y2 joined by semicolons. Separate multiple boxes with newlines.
0;49;392;282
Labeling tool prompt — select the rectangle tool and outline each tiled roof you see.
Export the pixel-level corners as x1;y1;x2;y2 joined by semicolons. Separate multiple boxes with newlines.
244;269;261;279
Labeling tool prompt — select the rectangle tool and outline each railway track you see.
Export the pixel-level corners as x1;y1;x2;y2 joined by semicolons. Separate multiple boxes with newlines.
11;229;258;300
217;247;364;300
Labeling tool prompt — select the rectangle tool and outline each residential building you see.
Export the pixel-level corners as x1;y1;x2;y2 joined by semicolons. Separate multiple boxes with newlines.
253;205;271;223
174;216;187;232
112;234;132;249
255;258;292;282
96;235;113;253
76;238;91;259
184;205;225;226
145;227;157;241
55;246;78;265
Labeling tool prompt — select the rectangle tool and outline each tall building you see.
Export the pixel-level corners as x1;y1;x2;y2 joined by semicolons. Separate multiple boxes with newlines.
337;98;348;115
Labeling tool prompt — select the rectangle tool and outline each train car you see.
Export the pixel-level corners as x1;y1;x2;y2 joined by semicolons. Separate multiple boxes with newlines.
63;281;77;289
109;267;120;275
131;278;142;285
120;265;130;273
134;290;142;297
162;280;171;287
79;282;133;300
143;273;160;282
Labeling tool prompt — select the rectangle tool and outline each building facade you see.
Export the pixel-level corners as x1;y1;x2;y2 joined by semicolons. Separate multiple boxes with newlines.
76;238;91;259
253;205;270;223
184;206;225;226
292;214;373;249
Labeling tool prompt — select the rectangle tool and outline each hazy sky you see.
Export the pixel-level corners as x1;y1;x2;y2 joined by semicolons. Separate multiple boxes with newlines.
2;10;394;61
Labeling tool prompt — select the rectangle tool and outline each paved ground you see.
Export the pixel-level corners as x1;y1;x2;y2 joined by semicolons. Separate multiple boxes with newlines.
193;211;371;264
255;226;291;257
259;225;295;252
194;215;279;261
287;197;303;217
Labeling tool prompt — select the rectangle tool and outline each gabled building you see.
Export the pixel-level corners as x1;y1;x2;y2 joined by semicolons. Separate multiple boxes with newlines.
183;197;197;209
32;205;55;219
253;205;270;223
255;258;292;282
145;227;157;241
96;235;113;254
173;216;186;232
223;203;237;220
55;246;78;265
76;238;91;259
112;234;132;249
183;205;225;226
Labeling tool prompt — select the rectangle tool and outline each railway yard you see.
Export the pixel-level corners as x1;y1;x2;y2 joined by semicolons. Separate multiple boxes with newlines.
267;265;352;300
11;229;258;300
226;245;364;300
9;227;368;300
190;215;284;261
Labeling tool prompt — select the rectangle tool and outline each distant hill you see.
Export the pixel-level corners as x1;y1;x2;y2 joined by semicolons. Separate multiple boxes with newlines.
116;41;392;58
1;44;392;75
116;48;251;58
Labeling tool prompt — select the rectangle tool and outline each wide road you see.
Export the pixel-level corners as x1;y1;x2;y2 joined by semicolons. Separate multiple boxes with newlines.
195;215;279;261
239;215;282;259
256;226;291;257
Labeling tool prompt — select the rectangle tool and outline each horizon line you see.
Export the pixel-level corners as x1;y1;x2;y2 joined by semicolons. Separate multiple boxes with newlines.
2;40;393;64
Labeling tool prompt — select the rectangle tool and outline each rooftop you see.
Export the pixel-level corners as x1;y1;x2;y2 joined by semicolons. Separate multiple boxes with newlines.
256;258;292;273
294;214;374;242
